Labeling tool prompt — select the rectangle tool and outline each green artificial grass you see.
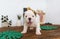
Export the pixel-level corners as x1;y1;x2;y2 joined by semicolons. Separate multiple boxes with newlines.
41;25;58;30
0;30;23;39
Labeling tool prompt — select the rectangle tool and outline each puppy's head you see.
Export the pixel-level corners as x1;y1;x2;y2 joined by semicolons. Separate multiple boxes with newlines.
23;10;36;24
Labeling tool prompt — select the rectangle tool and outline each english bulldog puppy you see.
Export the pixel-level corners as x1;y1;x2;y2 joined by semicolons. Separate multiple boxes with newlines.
21;10;41;35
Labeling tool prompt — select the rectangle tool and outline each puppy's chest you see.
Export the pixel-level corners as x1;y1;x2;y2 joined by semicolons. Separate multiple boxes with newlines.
27;23;36;27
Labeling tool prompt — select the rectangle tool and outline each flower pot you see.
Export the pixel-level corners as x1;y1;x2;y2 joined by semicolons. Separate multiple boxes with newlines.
16;20;21;26
1;22;9;27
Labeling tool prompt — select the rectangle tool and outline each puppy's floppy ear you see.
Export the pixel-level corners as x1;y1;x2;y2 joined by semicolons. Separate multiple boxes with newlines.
23;13;25;17
32;10;36;16
34;11;36;16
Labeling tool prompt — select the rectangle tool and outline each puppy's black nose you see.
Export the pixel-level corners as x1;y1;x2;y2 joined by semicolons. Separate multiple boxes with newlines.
28;18;31;20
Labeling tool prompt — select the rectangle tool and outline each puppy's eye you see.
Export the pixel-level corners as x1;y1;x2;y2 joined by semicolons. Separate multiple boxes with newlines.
32;15;34;17
25;16;27;17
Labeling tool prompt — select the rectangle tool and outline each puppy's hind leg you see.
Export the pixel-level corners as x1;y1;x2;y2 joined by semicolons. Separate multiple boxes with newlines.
21;24;28;34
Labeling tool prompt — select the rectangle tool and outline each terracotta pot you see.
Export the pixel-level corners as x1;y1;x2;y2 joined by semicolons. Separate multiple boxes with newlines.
16;20;21;26
1;22;9;27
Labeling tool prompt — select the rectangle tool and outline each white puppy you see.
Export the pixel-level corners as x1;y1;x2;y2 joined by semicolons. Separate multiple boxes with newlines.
21;10;41;35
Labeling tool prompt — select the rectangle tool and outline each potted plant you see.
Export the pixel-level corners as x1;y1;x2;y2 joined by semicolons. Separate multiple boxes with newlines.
16;15;21;26
17;15;21;20
1;15;9;27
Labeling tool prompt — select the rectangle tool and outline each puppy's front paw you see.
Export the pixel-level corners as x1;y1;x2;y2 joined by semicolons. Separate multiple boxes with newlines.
36;32;41;35
40;28;41;30
21;31;27;34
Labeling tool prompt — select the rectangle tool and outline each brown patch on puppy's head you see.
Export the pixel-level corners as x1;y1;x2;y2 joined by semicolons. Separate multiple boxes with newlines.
23;9;37;17
27;7;37;16
31;10;36;16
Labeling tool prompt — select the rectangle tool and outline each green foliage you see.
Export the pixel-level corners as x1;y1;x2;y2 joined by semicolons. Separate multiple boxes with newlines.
17;15;21;20
41;25;58;30
0;30;23;39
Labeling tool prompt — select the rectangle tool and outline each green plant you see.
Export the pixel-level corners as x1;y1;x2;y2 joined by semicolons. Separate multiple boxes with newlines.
40;25;58;30
17;15;21;20
0;30;23;39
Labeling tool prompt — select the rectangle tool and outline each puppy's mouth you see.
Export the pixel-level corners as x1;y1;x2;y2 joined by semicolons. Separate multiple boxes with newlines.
27;21;32;24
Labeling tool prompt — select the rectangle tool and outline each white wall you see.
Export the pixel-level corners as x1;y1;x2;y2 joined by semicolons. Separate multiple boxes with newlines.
46;0;60;24
0;0;47;27
0;0;60;27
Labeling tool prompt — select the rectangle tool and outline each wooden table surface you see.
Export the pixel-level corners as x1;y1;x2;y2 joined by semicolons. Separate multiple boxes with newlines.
0;25;60;39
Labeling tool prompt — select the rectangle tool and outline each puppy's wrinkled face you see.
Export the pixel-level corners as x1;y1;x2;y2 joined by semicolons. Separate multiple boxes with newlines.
24;10;36;24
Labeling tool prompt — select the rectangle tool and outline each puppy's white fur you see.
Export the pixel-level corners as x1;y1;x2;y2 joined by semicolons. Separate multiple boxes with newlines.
21;10;41;35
